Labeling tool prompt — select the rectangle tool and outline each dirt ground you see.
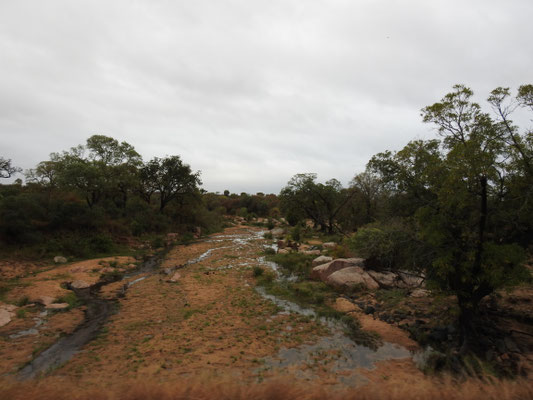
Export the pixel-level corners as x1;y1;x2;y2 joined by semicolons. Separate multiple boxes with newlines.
1;225;531;393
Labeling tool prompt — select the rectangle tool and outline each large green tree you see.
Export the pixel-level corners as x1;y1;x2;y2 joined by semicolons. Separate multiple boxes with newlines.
279;173;354;233
369;85;532;350
139;156;201;212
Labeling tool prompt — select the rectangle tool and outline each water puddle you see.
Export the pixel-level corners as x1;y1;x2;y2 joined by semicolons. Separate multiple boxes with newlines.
17;254;165;380
255;255;413;386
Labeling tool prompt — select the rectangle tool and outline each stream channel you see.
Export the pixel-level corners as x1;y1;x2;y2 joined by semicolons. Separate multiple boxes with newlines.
17;229;417;384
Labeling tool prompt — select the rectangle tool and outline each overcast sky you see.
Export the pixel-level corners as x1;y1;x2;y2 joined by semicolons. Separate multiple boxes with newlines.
1;1;532;194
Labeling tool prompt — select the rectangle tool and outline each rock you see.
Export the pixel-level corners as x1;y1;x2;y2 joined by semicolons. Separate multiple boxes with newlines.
277;248;290;254
0;308;14;327
367;270;398;288
410;289;429;298
167;272;181;283
322;242;336;249
397;272;425;288
54;256;68;264
70;280;91;289
100;267;115;274
326;266;379;290
46;303;69;310
35;296;55;306
298;244;310;252
161;267;174;276
310;258;365;281
270;228;284;238
277;240;287;249
312;255;333;267
302;249;321;256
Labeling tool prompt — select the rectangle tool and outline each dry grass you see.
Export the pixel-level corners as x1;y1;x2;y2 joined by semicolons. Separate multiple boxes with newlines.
1;378;532;400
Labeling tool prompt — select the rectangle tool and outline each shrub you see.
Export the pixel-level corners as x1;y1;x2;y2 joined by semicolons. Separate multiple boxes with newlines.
252;266;264;277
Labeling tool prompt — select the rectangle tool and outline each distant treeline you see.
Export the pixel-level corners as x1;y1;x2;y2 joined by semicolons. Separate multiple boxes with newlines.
0;136;279;257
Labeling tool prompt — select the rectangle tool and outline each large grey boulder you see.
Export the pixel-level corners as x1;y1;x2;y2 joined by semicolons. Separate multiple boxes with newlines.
310;258;365;281
326;266;379;290
312;255;333;267
397;272;425;288
367;270;399;288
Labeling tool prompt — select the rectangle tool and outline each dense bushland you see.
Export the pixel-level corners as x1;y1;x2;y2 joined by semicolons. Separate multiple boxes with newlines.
0;136;279;258
279;84;533;352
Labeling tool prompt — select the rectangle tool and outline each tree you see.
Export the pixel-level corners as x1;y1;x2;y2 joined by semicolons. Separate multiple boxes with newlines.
140;156;201;212
40;136;142;209
369;84;531;351
279;173;354;233
0;157;21;179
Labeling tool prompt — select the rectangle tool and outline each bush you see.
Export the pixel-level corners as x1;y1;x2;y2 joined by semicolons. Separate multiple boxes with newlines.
266;252;314;277
264;247;276;255
347;220;429;271
252;266;264;277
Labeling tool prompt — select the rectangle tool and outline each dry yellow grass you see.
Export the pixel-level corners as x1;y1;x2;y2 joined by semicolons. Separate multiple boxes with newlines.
1;378;532;400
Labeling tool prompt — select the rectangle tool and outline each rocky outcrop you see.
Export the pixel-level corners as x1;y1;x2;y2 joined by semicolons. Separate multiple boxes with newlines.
367;270;399;288
310;258;365;281
326;267;380;290
311;257;425;291
312;255;333;267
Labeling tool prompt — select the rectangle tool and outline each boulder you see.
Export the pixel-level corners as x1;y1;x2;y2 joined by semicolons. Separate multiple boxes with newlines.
397;272;425;289
270;228;285;238
367;270;399;288
322;242;336;249
46;303;69;310
70;280;91;289
0;304;16;327
312;255;333;267
34;296;55;306
54;256;68;264
310;258;365;281
326;266;379;290
298;244;310;252
410;288;429;298
277;248;290;254
167;272;181;283
302;249;321;256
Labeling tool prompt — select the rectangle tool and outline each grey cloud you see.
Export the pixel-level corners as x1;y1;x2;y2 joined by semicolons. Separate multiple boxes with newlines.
1;0;532;194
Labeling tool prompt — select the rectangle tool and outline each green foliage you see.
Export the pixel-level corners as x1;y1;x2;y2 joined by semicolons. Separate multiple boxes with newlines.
266;252;314;278
279;173;353;233
369;84;533;344
347;220;428;271
56;291;82;309
252;266;264;277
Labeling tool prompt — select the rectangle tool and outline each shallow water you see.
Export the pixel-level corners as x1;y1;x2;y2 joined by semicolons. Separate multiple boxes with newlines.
254;253;413;386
